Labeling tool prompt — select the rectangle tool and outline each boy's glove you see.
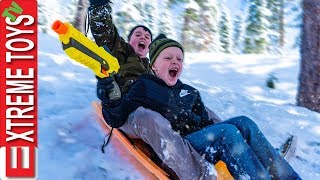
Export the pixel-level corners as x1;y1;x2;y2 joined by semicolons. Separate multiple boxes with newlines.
96;76;115;104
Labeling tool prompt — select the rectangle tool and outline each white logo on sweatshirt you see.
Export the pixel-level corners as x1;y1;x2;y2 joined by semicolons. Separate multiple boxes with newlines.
179;89;191;97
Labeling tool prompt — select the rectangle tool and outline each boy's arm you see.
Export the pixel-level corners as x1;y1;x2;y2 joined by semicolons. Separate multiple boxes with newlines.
88;1;129;61
102;79;146;128
192;92;215;128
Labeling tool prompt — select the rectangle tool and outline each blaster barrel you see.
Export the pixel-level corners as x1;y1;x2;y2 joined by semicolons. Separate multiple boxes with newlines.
52;20;68;35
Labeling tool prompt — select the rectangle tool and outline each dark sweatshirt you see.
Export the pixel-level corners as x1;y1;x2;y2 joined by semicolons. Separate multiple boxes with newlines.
102;74;214;137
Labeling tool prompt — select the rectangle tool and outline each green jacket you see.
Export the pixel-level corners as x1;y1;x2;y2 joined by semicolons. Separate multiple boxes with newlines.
89;3;152;94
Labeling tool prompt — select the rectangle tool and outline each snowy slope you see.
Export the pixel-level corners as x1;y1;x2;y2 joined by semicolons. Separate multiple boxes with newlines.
38;32;319;179
38;33;144;179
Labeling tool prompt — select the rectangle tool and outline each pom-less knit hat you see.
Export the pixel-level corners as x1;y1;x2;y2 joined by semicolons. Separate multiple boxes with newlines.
149;34;184;66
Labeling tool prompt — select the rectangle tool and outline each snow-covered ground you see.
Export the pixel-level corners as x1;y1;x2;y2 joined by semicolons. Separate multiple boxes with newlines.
39;32;320;179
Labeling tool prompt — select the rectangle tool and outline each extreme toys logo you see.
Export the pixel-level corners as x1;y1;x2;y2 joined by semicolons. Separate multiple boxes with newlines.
0;0;38;179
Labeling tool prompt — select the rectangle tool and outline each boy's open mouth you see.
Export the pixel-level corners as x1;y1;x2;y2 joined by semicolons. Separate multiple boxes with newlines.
138;41;145;50
169;68;178;78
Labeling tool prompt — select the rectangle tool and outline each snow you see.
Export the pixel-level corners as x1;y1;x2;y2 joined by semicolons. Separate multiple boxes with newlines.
160;138;176;162
39;31;319;179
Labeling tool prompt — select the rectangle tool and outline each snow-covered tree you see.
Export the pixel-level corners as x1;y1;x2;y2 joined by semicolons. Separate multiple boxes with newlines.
266;0;285;53
244;0;269;54
168;0;189;5
197;0;220;52
66;0;79;25
180;0;202;52
158;0;176;39
233;13;245;53
38;1;62;33
38;2;49;33
113;0;142;38
218;5;233;53
286;0;303;48
142;1;159;36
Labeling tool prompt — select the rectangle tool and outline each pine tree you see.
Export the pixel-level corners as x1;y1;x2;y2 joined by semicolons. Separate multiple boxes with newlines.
169;0;189;4
233;14;245;53
38;2;49;33
158;0;176;39
218;5;233;53
141;1;159;36
197;0;220;52
279;0;285;48
287;0;303;48
113;1;142;38
38;1;61;33
181;0;202;52
66;0;79;25
266;0;285;53
244;0;269;54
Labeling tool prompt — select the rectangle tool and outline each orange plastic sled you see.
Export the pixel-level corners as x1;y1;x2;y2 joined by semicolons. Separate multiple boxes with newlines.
92;102;233;179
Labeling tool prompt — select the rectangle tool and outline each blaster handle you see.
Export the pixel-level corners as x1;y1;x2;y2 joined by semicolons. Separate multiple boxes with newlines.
109;74;121;101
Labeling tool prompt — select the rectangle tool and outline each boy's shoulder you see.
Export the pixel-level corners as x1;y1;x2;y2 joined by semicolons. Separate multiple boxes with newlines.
176;80;198;92
136;75;199;94
137;74;172;87
135;74;157;85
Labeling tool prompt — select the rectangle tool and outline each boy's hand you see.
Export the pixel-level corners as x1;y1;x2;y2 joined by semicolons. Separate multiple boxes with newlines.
96;76;115;104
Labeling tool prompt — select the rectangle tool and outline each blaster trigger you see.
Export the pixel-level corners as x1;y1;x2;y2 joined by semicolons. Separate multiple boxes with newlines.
101;67;109;77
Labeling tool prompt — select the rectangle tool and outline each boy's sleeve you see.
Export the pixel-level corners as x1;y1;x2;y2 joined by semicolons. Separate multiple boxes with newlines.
88;2;129;64
101;79;146;128
192;91;215;128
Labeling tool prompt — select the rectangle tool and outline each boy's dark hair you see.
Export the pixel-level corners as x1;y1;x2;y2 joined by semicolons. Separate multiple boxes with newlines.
127;25;153;41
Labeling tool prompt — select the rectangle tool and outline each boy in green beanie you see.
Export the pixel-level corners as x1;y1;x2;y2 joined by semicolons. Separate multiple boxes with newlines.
102;34;301;180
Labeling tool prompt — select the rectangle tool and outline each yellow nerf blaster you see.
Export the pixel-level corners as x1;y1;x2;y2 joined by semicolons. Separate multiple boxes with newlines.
51;20;121;100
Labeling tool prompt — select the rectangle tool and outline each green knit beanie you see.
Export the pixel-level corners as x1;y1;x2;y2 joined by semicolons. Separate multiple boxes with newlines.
149;34;184;66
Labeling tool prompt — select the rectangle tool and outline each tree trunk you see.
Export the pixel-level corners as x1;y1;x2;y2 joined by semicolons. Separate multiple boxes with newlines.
73;0;89;33
297;0;320;112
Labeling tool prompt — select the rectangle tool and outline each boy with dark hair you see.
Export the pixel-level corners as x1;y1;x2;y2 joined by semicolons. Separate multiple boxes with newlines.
89;1;153;94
